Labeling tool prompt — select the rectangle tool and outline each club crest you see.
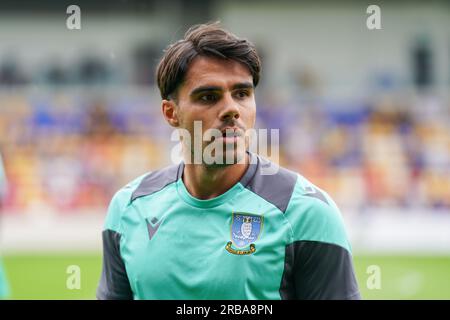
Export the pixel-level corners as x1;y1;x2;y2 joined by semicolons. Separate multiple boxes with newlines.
226;212;263;255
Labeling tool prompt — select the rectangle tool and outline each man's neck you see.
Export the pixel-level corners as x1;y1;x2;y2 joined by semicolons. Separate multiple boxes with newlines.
182;153;249;200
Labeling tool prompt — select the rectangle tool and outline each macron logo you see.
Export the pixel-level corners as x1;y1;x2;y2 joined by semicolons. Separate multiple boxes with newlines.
304;186;329;205
146;217;162;240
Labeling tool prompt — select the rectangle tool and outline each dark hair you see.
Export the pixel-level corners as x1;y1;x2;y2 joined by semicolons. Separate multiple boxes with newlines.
156;22;261;100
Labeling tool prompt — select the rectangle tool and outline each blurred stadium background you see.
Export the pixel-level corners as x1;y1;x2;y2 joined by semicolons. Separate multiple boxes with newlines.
0;0;449;299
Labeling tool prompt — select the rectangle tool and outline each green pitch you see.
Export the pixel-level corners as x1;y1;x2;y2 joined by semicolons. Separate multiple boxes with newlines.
2;253;450;299
2;253;102;300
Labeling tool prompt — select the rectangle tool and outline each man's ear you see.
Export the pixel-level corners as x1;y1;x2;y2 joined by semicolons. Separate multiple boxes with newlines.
161;99;180;127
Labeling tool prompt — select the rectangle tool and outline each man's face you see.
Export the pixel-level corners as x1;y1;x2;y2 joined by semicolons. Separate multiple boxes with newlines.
169;56;256;166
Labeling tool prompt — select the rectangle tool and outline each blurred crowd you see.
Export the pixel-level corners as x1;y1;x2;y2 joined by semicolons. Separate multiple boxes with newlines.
0;89;449;214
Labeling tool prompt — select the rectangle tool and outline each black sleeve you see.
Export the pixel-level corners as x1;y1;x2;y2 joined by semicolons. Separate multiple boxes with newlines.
281;240;361;300
96;229;134;300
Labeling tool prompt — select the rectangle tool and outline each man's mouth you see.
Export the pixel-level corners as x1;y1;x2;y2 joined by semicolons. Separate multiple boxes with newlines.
210;127;244;144
220;127;243;138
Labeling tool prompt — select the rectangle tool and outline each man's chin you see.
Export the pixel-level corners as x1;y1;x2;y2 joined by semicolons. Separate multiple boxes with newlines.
203;149;247;168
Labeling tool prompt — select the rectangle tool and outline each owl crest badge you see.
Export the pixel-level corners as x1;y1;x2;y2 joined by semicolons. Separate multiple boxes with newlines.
226;212;264;255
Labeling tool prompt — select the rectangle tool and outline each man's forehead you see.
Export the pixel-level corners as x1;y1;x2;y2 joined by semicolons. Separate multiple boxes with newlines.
183;56;252;90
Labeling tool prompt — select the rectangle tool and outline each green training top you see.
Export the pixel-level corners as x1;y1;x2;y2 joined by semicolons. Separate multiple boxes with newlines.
97;152;360;300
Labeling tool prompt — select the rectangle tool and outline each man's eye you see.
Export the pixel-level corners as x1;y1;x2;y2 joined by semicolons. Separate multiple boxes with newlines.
200;94;217;102
235;90;250;99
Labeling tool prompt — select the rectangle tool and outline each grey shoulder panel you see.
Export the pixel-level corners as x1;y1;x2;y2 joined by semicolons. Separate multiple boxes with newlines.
97;229;133;300
242;153;298;213
279;240;361;300
303;185;329;205
130;163;183;202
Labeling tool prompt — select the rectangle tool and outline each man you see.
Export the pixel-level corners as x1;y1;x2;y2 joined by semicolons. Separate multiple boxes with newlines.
97;22;360;300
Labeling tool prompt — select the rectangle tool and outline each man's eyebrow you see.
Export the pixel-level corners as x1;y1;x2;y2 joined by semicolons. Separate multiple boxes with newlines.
189;82;254;97
190;86;222;96
231;82;254;90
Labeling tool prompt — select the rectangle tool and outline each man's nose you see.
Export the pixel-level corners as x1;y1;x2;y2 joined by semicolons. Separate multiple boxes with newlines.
219;93;240;121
